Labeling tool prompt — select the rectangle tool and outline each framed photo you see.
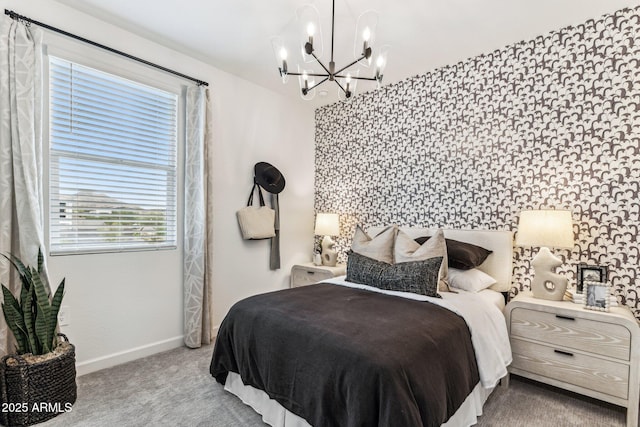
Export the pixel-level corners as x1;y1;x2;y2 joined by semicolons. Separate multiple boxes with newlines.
577;264;608;293
584;281;610;312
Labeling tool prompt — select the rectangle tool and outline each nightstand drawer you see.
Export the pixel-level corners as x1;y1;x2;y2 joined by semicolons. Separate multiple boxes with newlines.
510;307;631;361
511;338;630;400
291;267;333;287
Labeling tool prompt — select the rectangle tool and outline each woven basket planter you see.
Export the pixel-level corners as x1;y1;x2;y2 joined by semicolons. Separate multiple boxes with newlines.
0;334;76;427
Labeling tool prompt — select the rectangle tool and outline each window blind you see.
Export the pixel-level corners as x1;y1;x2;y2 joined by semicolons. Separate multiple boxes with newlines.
49;57;178;254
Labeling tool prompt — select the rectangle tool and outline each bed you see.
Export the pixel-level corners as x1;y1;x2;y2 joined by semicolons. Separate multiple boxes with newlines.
211;227;513;427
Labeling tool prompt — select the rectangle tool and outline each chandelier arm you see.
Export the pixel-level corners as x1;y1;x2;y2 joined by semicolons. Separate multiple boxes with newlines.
311;52;332;76
334;75;378;81
287;72;331;78
334;54;368;76
307;77;330;92
333;78;347;94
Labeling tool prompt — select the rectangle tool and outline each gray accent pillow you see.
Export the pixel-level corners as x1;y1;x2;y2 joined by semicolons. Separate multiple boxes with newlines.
350;224;397;264
346;251;442;298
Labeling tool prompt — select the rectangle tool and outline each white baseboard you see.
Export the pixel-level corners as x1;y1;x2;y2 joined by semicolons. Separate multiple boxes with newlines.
76;335;184;377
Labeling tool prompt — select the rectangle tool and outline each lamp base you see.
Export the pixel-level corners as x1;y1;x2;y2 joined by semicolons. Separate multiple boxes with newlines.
321;235;338;267
530;247;568;301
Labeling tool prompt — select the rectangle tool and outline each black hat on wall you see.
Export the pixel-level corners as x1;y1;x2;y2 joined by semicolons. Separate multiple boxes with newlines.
254;162;286;194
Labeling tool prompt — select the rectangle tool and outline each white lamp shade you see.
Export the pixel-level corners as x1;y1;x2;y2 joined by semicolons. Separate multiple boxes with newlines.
515;209;574;249
315;213;339;236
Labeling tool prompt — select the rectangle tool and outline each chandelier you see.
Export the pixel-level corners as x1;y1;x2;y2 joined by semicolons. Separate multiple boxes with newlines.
271;0;390;101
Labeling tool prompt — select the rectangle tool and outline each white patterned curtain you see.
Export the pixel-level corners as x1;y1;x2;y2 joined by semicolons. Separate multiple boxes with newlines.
0;16;47;356
184;86;214;348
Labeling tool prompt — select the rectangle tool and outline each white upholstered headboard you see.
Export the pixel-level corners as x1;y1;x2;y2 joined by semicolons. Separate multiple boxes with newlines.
368;227;514;293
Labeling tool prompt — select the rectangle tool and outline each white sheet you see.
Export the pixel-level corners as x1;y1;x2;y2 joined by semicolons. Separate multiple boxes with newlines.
476;288;506;312
225;373;495;427
222;278;513;426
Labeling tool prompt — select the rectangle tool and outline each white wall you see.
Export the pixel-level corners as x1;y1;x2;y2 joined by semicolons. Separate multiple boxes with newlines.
0;0;315;375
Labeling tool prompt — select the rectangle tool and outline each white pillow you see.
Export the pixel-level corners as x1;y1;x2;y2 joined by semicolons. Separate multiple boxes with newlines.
447;268;496;292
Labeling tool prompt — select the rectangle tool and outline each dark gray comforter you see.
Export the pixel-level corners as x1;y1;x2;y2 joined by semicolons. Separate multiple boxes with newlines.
210;283;479;427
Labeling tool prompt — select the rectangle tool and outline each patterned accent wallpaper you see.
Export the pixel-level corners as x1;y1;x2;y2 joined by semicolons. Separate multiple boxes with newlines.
314;6;640;318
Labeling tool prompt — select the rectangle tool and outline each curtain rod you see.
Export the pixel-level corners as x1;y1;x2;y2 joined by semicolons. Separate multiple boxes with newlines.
4;9;209;87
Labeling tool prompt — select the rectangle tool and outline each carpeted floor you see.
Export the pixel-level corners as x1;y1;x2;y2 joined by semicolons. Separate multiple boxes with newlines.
41;344;627;427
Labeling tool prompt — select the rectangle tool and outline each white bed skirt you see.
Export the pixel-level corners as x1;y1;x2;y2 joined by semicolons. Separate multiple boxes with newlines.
224;371;495;427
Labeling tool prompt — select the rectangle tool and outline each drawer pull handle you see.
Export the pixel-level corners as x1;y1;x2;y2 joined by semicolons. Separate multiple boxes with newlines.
306;271;315;275
555;315;575;321
554;349;574;357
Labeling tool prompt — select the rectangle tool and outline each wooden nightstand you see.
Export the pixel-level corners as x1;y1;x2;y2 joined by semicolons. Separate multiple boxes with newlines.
505;292;640;427
290;263;346;288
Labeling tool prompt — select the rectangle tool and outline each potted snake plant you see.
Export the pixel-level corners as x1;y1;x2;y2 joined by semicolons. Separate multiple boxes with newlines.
0;249;76;426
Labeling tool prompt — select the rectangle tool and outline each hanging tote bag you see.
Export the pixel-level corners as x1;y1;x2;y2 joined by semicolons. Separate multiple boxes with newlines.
237;183;276;240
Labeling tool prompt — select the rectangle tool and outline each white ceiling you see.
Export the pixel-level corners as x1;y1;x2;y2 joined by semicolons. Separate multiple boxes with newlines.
54;0;638;107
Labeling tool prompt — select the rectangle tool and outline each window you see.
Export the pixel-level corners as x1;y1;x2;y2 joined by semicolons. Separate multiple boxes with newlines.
49;57;178;254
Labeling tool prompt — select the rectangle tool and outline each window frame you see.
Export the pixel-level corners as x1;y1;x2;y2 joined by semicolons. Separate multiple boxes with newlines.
44;36;186;256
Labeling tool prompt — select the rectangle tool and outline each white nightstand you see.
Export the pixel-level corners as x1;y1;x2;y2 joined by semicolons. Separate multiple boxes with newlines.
290;263;346;288
505;292;640;427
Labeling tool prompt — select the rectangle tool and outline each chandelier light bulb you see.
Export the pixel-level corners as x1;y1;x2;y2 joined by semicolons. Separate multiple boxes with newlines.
345;73;352;97
361;27;371;57
306;22;315;51
303;72;310;92
280;47;288;78
307;22;315;37
376;55;384;68
362;27;371;42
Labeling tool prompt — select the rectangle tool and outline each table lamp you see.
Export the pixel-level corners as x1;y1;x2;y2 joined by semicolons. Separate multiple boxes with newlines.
515;209;574;300
315;213;340;267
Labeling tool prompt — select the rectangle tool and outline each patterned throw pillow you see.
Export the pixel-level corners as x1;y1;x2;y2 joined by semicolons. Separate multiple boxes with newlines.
346;251;442;298
350;224;397;264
